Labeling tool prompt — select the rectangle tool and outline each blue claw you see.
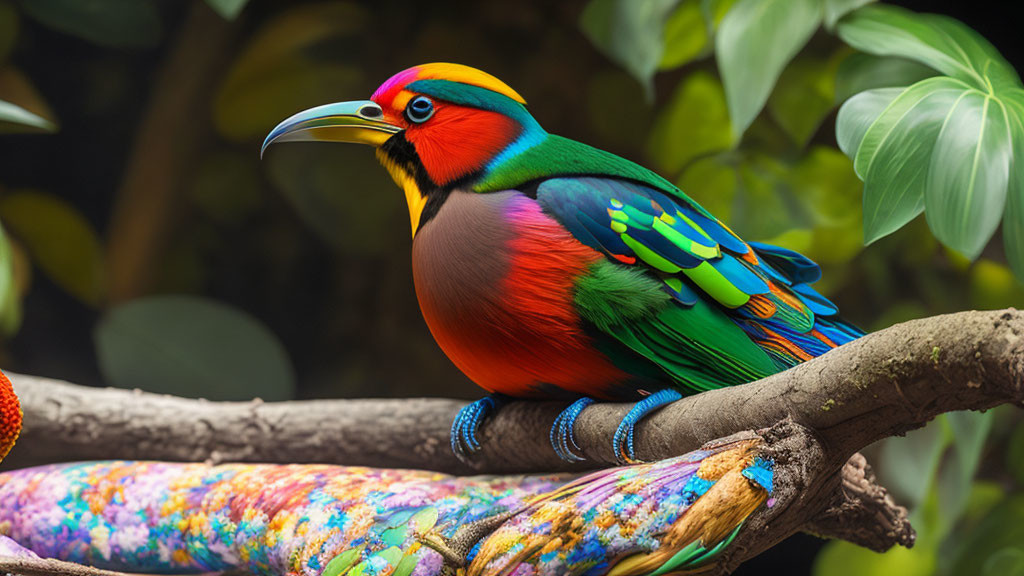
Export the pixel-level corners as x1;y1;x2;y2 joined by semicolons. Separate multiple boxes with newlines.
451;395;507;461
550;398;596;462
612;389;683;464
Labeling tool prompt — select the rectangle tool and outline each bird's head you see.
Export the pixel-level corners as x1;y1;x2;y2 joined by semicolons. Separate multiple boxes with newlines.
0;370;21;463
263;63;545;233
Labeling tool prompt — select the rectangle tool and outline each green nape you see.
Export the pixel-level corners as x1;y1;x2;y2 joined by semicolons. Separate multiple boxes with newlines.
474;135;714;219
573;260;671;333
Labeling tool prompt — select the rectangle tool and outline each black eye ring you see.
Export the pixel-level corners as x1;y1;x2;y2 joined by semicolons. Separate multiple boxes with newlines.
405;96;435;123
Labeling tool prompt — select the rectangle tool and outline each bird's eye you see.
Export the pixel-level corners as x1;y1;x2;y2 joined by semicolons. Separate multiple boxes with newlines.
405;96;435;123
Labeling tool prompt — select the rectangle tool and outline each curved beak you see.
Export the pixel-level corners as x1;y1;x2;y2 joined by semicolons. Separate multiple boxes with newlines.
261;100;401;158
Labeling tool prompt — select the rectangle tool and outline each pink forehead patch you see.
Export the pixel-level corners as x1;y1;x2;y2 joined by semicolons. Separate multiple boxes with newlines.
372;66;422;107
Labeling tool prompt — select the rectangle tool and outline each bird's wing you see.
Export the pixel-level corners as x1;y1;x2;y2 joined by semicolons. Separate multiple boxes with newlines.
534;177;862;389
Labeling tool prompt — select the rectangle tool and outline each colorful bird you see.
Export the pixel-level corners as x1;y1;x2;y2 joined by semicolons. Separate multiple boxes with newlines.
263;63;862;463
0;369;20;464
0;439;773;576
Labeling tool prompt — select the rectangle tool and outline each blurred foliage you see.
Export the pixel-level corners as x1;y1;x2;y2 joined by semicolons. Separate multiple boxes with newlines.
94;295;295;401
0;0;1022;573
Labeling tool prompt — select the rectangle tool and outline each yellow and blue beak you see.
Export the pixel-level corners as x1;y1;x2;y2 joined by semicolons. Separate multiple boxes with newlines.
261;100;402;157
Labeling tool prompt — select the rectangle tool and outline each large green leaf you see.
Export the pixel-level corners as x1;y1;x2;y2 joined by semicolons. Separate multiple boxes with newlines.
822;0;873;30
0;190;104;306
715;0;821;138
580;0;681;96
835;5;1024;267
835;87;902;159
18;0;161;49
95;295;296;401
924;91;1011;259
836;5;1019;93
855;78;968;243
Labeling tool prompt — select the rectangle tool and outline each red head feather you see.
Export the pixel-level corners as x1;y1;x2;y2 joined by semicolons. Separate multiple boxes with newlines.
371;64;529;186
0;369;21;462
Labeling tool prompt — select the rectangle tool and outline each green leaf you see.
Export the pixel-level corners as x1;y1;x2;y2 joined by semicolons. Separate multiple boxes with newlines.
878;419;950;508
715;0;821;138
835;87;902;160
647;70;733;175
214;3;366;142
823;0;873;30
1006;419;1024;485
580;0;681;96
854;77;970;244
95;295;296;401
205;0;248;21
812;540;936;576
924;91;1011;259
659;0;708;70
969;260;1024;310
835;4;1019;93
0;190;104;306
983;549;1024;576
768;50;842;146
934;411;993;539
1001;98;1024;281
835;53;937;103
949;495;1024;574
18;0;161;49
0;98;54;132
0;222;22;336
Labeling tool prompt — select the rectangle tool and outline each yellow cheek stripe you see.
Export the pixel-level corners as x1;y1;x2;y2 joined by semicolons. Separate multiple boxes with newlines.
404;179;428;238
377;149;428;238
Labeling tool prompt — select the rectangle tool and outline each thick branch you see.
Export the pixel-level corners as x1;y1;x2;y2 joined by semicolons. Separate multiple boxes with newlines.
7;309;1022;475
3;309;1020;568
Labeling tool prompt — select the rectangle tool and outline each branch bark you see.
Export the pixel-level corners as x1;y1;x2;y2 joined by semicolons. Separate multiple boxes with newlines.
7;309;1022;474
3;308;1021;568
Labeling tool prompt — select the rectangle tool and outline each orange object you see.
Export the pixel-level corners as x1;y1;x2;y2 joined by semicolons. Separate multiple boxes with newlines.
0;369;21;462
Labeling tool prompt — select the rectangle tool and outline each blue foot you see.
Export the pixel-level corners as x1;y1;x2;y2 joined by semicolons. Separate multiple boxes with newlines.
550;397;596;462
613;389;683;464
451;395;507;462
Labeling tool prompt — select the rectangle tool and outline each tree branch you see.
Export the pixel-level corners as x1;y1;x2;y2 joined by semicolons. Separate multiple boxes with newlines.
2;308;1021;568
7;309;1021;474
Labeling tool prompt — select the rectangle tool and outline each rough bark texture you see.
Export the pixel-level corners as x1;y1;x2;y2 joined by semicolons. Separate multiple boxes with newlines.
3;308;1022;572
8;309;1022;474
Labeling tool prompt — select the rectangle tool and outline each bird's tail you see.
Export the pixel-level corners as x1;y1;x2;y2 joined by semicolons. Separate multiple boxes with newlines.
0;369;21;463
467;438;773;576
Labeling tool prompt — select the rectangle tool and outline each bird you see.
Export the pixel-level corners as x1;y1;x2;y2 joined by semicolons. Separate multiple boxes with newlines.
0;369;20;464
262;63;863;464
